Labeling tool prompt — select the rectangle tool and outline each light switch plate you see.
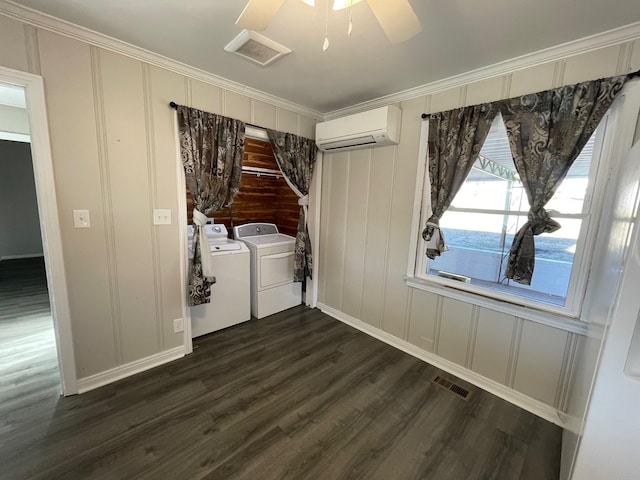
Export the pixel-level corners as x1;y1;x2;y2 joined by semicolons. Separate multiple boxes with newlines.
73;209;91;228
153;209;171;225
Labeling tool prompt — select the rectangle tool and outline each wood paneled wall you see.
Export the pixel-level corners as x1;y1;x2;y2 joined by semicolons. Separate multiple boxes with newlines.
185;138;300;237
318;40;640;422
0;12;319;379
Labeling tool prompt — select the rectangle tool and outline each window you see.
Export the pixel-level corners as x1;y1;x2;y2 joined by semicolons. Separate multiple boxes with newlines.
410;112;612;317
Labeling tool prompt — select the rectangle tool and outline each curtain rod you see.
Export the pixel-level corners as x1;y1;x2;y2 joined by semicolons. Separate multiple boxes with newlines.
168;101;265;130
419;69;640;119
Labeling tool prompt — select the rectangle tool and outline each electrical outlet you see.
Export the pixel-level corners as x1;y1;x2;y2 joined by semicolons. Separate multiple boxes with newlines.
173;318;184;333
153;209;171;225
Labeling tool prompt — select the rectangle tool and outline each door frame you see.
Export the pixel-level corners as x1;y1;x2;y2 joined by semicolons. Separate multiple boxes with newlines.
0;65;77;395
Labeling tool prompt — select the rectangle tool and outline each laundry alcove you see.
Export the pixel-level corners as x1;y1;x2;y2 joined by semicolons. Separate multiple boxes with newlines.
185;136;300;237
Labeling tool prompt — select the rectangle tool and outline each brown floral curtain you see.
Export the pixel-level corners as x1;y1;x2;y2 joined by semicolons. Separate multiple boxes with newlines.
177;105;245;306
499;76;627;284
266;129;318;281
422;103;498;259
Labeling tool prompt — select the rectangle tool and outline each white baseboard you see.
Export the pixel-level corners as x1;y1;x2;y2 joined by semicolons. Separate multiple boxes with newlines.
318;302;579;431
1;253;44;260
76;346;184;394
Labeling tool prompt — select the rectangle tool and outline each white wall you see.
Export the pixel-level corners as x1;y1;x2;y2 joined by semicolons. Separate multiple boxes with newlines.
0;139;42;259
571;138;640;479
0;13;318;380
318;40;640;430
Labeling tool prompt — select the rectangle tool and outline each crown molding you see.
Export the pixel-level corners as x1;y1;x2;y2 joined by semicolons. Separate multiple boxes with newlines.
325;22;640;119
0;0;324;120
2;0;639;121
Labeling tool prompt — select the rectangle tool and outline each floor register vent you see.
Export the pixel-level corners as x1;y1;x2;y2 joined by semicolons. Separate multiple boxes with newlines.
432;375;472;400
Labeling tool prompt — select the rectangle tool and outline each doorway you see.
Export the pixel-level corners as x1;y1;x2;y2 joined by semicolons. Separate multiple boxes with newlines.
0;66;76;395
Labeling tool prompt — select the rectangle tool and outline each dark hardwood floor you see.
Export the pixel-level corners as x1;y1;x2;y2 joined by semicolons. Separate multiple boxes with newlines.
0;259;561;479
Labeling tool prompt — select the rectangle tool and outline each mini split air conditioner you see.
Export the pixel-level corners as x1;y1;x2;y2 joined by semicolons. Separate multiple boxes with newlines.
315;105;401;152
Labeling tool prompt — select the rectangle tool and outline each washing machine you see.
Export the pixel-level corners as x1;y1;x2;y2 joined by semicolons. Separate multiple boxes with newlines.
233;223;302;319
188;223;250;337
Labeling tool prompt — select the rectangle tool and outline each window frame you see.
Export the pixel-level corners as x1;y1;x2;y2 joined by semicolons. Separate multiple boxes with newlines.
406;91;630;319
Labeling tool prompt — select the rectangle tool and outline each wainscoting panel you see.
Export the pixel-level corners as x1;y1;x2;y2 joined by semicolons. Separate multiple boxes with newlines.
563;44;623;85
322;152;350;311
319;157;332;311
37;31;117;378
298;114;316;140
189;79;223;115
428;86;463;114
224;90;252;123
465;76;504;106
381;97;425;339
407;289;438;353
437;297;473;366
472;308;516;385
0;15;29;72
341;149;370;320
509;62;557;97
514;321;569;407
277;108;298;135
99;49;159;364
147;64;186;350
359;146;395;330
251;99;277;130
632;39;640;72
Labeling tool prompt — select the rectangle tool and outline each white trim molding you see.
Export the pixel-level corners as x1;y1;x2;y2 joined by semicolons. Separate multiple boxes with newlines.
404;277;595;337
1;1;638;121
0;65;78;395
318;302;579;431
77;346;184;394
0;0;323;121
325;22;640;119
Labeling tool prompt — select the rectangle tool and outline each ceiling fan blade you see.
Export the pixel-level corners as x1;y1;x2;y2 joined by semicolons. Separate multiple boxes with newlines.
235;0;286;31
366;0;422;43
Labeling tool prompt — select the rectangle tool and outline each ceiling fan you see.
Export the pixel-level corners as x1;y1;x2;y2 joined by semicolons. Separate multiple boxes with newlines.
235;0;422;44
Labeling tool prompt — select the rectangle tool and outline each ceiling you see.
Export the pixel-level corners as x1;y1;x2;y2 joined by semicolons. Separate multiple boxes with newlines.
7;0;640;113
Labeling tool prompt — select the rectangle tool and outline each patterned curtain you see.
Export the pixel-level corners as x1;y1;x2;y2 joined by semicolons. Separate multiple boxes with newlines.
422;103;498;259
177;106;245;306
499;76;627;284
266;129;318;281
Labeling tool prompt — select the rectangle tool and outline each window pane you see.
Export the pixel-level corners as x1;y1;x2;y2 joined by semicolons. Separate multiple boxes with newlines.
429;212;583;306
546;135;596;213
420;112;603;311
450;168;524;211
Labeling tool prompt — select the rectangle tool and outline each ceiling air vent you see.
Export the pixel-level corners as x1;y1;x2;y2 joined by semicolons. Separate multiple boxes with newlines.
224;30;291;67
432;375;472;400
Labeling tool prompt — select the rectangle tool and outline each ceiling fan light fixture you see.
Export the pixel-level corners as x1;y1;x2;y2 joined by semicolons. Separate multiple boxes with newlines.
298;0;362;10
224;30;291;67
333;0;363;11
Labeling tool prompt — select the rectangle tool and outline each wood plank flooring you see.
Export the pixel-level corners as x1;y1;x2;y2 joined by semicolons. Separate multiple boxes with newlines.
0;260;561;479
0;258;60;416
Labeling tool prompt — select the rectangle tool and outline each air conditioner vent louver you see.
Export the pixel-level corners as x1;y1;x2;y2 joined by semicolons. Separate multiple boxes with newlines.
316;106;401;153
